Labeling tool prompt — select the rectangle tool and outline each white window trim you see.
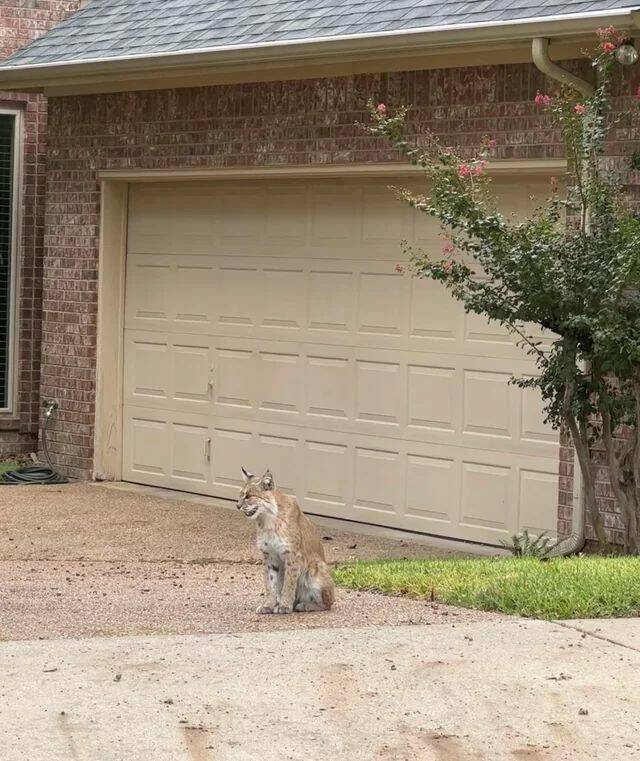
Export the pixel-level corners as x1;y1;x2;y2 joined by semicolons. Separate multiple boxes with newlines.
0;107;23;415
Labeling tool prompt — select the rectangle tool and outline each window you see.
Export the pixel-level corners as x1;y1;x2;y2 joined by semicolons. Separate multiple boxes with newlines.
0;111;19;411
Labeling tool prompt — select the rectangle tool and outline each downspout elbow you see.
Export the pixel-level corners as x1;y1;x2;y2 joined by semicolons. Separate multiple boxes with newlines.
532;38;595;99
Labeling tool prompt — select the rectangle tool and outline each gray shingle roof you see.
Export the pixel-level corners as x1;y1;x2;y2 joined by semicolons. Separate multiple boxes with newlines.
1;0;638;69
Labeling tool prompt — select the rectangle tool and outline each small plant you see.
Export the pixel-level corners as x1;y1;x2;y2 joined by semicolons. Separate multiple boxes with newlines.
500;529;555;558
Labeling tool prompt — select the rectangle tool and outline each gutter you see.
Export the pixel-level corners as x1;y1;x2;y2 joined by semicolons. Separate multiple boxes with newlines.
0;8;638;90
531;36;589;557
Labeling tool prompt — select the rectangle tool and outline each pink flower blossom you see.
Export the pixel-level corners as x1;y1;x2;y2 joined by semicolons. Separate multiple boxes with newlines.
602;41;616;54
574;103;587;115
534;92;552;107
458;163;472;178
442;242;455;256
394;264;404;274
442;260;453;273
596;26;625;45
377;103;387;115
474;159;489;176
487;138;497;149
596;26;616;39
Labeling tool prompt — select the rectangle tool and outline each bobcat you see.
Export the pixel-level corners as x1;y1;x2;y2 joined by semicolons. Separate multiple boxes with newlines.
237;467;335;615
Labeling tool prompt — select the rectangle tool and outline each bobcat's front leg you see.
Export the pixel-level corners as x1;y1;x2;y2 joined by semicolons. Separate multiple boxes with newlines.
274;553;299;614
256;558;279;615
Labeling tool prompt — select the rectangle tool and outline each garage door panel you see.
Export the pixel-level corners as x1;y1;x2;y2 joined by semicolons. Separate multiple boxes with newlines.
306;354;352;420
173;343;212;404
460;461;513;533
261;267;308;330
124;331;557;459
125;332;213;414
257;351;305;415
211;425;253;494
123;414;171;482
304;440;352;512
355;360;405;428
124;337;170;402
463;369;514;439
220;189;266;249
216;347;255;411
125;256;172;326
407;364;459;433
311;188;361;247
126;259;536;362
126;254;216;332
173;261;216;327
308;266;355;332
410;277;462;341
171;422;211;485
519;469;559;536
406;454;458;526
122;406;558;544
357;268;408;337
128;185;222;255
123;178;560;545
217;261;259;329
354;446;404;518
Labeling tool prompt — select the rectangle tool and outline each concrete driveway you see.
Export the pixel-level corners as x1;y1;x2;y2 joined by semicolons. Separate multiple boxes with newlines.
0;482;479;640
2;620;640;760
1;483;639;760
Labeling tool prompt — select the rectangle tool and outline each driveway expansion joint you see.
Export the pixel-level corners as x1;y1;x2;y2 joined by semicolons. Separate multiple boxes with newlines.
553;620;640;654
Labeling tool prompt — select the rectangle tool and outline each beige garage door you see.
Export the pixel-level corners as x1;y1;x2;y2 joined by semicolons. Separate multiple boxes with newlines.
122;176;559;545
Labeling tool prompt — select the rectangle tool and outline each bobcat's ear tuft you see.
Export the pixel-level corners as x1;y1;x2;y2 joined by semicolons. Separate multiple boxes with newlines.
241;466;253;483
261;469;275;491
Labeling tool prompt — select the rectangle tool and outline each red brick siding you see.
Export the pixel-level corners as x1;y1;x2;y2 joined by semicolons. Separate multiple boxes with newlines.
43;62;640;546
0;1;80;59
0;1;81;454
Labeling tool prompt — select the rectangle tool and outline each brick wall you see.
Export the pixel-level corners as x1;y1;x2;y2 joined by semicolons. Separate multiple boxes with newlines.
42;62;639;544
0;1;82;454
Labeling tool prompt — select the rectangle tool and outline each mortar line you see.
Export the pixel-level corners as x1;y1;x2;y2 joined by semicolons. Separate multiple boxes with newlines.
553;620;640;654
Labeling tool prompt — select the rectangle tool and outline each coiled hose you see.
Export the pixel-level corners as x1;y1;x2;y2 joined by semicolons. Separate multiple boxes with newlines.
1;407;68;485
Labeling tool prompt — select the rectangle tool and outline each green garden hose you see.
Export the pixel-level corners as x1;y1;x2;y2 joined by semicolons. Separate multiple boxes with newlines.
0;402;68;485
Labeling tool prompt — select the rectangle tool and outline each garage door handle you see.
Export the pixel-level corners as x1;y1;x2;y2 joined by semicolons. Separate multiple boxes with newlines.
204;437;212;462
208;366;215;399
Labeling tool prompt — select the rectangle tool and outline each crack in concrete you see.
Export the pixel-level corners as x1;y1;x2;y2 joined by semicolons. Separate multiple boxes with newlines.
553;620;640;654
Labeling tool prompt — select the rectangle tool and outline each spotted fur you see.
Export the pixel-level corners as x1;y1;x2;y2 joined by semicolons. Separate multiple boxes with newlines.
237;468;335;614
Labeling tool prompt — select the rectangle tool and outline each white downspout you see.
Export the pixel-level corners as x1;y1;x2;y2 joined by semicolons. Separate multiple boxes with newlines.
532;37;593;556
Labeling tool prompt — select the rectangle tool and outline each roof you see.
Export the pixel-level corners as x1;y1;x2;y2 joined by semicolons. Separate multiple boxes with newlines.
1;0;639;70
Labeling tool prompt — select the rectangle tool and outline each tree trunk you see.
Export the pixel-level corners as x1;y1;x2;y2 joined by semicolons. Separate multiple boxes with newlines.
600;397;639;555
564;411;608;547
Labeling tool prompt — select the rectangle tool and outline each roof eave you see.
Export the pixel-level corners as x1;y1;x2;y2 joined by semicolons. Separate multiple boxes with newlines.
0;8;638;93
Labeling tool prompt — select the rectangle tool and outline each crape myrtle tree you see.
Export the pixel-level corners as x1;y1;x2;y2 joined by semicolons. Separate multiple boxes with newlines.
366;27;640;553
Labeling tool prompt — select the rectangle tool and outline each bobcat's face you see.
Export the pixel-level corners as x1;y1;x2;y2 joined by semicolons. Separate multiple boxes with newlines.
237;467;276;520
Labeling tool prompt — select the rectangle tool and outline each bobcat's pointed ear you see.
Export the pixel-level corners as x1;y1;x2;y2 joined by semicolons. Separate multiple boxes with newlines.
241;466;253;483
261;469;274;491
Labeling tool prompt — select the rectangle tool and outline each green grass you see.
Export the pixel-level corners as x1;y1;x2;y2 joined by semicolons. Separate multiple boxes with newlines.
0;460;18;477
333;556;640;620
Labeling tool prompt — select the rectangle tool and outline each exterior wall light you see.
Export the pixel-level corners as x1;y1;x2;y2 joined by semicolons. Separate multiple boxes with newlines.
615;43;639;66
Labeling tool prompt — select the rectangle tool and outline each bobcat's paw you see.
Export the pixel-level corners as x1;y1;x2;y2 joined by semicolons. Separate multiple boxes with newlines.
256;604;275;615
273;604;293;615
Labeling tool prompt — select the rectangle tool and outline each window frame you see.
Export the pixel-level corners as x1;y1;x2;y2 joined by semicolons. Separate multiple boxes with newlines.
0;106;23;415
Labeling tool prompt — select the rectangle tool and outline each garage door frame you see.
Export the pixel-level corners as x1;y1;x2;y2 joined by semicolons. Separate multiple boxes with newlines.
94;160;568;514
